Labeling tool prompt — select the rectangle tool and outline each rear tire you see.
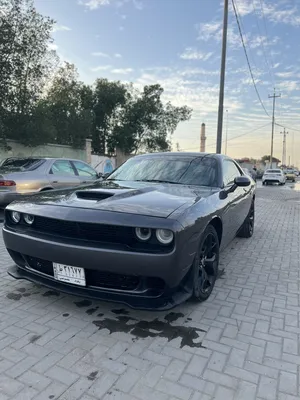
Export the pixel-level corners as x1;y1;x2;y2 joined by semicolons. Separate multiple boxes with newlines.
237;201;255;238
192;225;219;302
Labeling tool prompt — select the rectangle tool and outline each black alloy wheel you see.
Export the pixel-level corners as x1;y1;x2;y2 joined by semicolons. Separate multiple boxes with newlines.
192;225;219;302
237;201;255;238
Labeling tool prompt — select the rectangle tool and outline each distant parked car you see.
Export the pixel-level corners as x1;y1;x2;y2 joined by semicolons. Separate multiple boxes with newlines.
255;170;264;179
0;157;100;207
284;169;297;182
262;169;286;185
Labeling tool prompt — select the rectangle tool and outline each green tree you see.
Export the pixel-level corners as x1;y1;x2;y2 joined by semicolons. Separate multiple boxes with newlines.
0;0;57;146
261;155;281;165
92;79;128;154
43;62;94;148
109;84;192;154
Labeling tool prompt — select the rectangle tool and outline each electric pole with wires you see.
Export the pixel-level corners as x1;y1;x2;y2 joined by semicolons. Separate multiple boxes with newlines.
280;128;288;167
216;0;229;154
268;88;281;168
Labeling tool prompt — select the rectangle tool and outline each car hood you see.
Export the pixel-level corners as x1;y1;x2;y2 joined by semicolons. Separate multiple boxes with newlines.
13;180;215;218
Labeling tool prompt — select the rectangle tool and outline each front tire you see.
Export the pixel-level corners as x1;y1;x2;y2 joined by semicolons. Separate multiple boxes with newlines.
192;225;219;302
237;201;255;238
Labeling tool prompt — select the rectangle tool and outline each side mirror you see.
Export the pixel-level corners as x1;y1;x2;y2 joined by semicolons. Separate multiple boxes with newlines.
234;176;251;187
219;175;251;199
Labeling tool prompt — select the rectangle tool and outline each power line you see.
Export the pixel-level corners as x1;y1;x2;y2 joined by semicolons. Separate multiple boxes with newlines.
259;0;276;72
231;0;270;117
275;123;300;133
182;122;270;151
251;0;275;86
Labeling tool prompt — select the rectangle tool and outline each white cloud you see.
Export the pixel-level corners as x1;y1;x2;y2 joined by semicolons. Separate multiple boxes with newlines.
91;51;110;57
52;25;71;32
114;53;122;58
277;80;300;92
227;0;300;27
119;26;125;31
180;48;213;61
90;65;112;71
196;21;222;41
48;43;58;51
80;0;143;10
276;71;296;78
111;68;133;74
80;0;110;10
196;22;241;49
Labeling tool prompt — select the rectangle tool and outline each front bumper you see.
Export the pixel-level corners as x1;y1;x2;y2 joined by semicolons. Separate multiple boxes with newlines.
3;219;197;310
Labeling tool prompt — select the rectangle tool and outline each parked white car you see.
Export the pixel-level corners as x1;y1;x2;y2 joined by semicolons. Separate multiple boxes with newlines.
262;169;286;185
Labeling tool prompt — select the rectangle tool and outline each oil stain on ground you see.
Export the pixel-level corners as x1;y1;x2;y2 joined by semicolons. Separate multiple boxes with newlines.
43;290;60;297
86;307;99;315
74;299;92;308
6;292;22;301
6;287;39;300
93;314;206;348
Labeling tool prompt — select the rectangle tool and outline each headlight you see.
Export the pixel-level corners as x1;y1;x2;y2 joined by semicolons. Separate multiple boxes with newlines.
156;229;174;244
135;227;151;241
24;214;34;225
11;211;21;224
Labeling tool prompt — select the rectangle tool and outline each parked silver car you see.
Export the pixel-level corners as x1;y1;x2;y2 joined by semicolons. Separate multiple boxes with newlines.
0;157;100;207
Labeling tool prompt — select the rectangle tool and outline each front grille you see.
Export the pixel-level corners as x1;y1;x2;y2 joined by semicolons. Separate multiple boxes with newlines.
21;254;165;292
33;216;135;246
5;213;174;253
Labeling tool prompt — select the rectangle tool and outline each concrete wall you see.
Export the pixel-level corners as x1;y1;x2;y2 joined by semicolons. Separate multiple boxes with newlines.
0;139;89;163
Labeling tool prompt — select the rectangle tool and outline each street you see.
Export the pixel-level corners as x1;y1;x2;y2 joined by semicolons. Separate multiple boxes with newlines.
0;184;300;400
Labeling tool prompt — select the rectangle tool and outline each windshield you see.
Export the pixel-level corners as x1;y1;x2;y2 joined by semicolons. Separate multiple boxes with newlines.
107;156;219;187
0;158;45;172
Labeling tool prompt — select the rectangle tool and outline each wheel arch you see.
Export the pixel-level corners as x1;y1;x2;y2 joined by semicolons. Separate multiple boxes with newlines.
209;217;223;246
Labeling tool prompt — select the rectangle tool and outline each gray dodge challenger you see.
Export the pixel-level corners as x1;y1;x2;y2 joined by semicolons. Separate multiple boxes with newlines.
3;152;255;310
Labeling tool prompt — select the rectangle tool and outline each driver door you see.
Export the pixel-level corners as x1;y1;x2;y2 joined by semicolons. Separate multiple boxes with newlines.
221;159;251;246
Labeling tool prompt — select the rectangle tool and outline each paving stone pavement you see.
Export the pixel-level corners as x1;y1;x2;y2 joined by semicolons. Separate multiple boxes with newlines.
0;185;300;400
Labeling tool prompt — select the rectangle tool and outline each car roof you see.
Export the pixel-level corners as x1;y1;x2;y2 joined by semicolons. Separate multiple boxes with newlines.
1;156;88;163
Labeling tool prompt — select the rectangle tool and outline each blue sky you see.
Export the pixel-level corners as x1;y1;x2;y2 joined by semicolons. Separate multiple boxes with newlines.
36;0;300;166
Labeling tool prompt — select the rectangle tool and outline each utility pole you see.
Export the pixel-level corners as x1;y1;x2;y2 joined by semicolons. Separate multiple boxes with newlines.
225;110;229;155
268;88;281;168
216;0;229;154
280;128;288;166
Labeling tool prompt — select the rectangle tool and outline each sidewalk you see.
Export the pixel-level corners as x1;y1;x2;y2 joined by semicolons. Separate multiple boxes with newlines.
0;185;299;400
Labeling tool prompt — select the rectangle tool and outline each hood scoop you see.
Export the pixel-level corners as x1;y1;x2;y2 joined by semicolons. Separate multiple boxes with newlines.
76;190;114;201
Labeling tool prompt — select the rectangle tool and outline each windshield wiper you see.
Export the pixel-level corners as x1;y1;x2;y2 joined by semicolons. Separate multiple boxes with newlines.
135;179;181;185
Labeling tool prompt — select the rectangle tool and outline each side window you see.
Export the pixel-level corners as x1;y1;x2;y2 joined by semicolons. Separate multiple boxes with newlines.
51;160;76;176
73;161;97;177
223;160;242;186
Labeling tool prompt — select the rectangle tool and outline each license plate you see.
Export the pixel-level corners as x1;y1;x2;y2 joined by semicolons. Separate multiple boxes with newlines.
53;263;86;286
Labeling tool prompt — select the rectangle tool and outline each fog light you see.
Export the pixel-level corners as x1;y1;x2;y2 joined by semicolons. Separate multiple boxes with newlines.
156;229;174;244
11;211;21;224
24;214;34;225
135;227;151;241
